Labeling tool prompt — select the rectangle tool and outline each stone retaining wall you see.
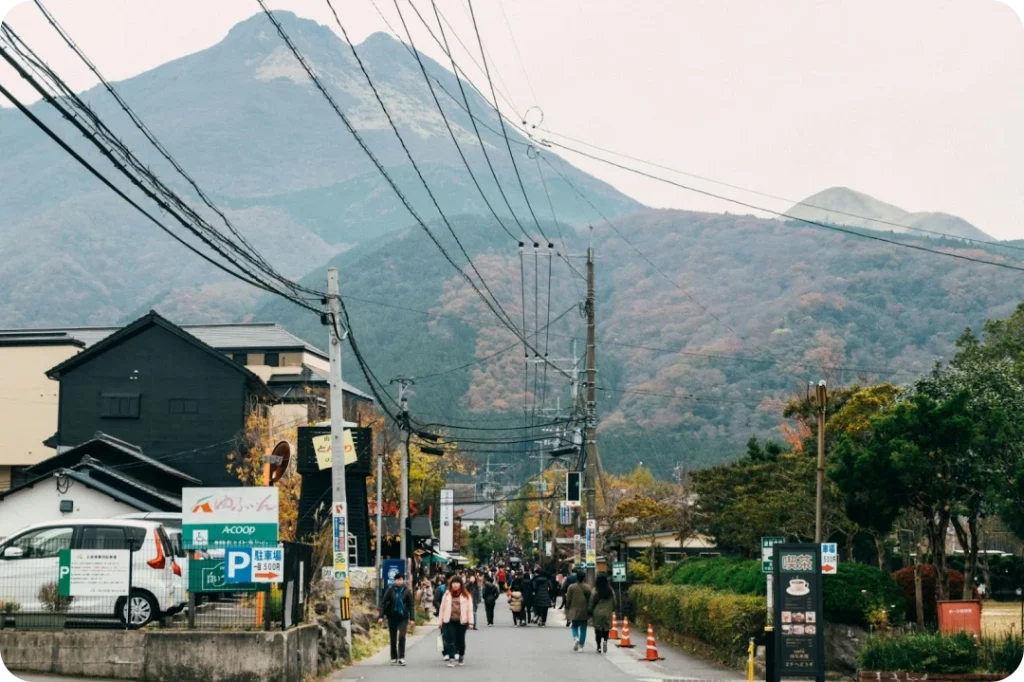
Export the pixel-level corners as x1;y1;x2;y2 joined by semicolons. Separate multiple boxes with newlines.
859;672;1011;682
0;624;319;682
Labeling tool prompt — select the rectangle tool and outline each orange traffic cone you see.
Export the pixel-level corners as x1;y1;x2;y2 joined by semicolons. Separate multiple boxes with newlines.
640;624;664;661
617;617;635;648
609;612;620;640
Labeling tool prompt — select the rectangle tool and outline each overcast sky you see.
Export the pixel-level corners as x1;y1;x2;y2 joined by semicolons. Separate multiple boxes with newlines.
2;0;1023;238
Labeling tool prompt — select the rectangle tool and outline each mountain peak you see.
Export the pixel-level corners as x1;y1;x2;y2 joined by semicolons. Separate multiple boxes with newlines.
224;11;336;46
785;187;992;242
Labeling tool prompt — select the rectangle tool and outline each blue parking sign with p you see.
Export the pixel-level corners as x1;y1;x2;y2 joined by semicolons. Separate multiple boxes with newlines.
225;547;253;583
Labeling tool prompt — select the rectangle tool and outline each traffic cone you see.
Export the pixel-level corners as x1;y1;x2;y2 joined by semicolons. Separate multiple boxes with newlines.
609;612;620;640
617;617;635;648
640;624;664;661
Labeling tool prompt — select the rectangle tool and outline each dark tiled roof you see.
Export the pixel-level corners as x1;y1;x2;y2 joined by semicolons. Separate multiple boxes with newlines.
0;459;181;512
30;431;201;485
0;322;326;359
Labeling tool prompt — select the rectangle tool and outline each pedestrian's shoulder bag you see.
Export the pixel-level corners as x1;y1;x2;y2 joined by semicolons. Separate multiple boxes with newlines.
436;632;444;652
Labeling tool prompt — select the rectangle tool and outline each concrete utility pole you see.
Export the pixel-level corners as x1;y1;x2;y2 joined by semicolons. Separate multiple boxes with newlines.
584;245;599;585
375;450;383;609
391;377;414;565
814;380;827;544
326;267;351;647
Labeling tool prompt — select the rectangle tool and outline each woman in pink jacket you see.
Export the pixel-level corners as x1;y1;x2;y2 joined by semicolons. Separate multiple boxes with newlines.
439;575;473;667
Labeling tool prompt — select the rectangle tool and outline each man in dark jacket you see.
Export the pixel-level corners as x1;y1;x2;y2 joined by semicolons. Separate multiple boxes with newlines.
520;572;535;625
482;576;500;626
378;573;415;666
532;572;553;626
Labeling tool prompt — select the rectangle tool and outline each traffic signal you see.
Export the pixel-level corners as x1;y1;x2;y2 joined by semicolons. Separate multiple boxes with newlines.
566;471;581;505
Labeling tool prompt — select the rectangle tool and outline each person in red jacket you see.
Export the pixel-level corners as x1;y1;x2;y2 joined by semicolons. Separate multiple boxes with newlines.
496;567;507;591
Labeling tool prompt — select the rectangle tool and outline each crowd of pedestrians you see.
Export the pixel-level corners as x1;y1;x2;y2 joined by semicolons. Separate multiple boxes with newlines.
377;561;621;667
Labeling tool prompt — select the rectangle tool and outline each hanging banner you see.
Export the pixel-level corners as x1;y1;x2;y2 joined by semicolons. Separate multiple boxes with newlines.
440;488;454;552
315;430;358;470
559;502;572;526
585;518;597;567
573;534;582;566
333;503;348;580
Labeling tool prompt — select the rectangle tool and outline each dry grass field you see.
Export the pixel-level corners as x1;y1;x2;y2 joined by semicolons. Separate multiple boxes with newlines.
983;600;1023;636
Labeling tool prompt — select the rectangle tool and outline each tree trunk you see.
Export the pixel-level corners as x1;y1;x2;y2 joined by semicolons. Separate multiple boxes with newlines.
930;510;951;602
874;534;888;572
966;514;980;600
979;519;992;594
649;532;657;577
951;516;973;599
913;552;925;627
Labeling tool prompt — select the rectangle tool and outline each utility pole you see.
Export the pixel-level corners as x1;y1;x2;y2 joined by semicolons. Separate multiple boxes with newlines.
584;245;599;585
326;267;351;647
814;380;827;543
391;377;414;566
375;450;383;609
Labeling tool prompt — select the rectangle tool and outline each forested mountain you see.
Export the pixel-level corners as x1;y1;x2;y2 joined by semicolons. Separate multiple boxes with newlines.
257;207;1024;476
0;11;637;327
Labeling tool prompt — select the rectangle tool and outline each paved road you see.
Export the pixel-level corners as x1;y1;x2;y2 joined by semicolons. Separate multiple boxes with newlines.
331;597;743;682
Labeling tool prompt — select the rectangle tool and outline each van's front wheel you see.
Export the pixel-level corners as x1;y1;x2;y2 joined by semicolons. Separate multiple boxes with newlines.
116;591;158;627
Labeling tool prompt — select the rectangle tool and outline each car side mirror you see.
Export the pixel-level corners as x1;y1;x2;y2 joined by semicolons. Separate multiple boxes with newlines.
2;546;24;559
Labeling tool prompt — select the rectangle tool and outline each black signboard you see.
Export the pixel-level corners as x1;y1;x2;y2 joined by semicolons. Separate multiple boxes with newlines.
773;543;825;681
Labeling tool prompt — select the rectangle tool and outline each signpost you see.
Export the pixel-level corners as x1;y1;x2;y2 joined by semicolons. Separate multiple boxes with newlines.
440;488;454;552
332;503;348;581
762;536;785;573
58;549;130;597
585;518;597;568
183;487;279;549
821;543;838;575
772;543;825;682
224;546;284;584
612;561;627;583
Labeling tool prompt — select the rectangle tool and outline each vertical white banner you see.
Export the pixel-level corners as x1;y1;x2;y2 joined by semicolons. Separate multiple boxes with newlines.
440;488;454;552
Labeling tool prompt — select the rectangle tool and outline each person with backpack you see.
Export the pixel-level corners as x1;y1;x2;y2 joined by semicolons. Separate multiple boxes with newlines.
532;571;553;627
520;571;535;625
433;575;447;618
482;575;500;627
378;572;415;666
508;577;525;627
564;570;593;652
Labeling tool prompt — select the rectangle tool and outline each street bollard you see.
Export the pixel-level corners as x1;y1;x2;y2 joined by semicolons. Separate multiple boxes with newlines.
747;637;755;682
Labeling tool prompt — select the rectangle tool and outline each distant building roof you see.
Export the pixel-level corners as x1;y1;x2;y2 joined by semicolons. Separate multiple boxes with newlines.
30;431;202;487
458;503;495;522
0;321;327;360
268;364;372;402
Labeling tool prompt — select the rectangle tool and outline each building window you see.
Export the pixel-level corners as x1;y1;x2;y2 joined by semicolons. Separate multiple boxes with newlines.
232;352;248;365
264;352;280;367
168;398;199;414
100;393;140;418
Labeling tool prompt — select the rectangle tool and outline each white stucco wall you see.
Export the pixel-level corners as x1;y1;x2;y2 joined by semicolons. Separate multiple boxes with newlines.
0;475;140;540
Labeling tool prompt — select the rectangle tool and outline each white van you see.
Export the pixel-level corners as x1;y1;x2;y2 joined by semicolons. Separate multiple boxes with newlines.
116;512;188;608
0;519;179;626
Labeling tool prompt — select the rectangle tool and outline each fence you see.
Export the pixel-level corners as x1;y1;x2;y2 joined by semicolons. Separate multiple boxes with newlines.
0;528;313;632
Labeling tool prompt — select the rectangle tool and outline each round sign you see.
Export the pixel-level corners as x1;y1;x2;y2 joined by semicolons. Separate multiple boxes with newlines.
269;441;291;483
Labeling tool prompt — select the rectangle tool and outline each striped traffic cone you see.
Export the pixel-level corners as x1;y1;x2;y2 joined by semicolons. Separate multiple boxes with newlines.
609;612;620;640
640;624;664;661
616;617;635;648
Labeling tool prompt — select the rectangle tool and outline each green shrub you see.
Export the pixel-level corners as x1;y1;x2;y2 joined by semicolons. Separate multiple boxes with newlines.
630;583;765;659
823;562;905;629
859;632;979;673
891;565;974;625
659;557;904;628
980;633;1023;674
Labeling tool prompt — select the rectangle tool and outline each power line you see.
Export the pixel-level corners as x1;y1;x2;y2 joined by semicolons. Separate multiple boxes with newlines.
323;0;520;336
465;0;548;244
494;0;538;109
539;127;1024;253
548;140;1024;274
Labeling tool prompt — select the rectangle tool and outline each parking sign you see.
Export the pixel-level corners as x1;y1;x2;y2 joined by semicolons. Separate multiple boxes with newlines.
224;546;284;583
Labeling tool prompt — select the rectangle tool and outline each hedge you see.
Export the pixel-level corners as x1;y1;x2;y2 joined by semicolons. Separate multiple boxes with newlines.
630;583;765;659
860;632;980;673
658;558;905;628
891;565;975;624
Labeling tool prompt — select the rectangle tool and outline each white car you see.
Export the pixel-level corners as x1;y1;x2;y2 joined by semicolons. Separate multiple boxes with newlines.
0;519;180;626
117;512;188;609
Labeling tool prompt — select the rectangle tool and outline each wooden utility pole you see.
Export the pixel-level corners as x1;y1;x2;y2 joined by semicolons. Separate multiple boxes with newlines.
814;380;827;544
584;246;599;585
